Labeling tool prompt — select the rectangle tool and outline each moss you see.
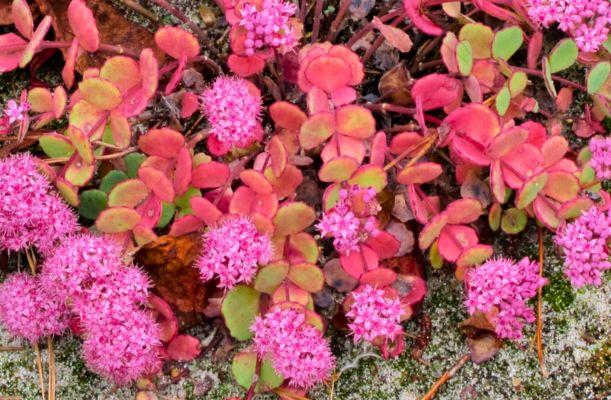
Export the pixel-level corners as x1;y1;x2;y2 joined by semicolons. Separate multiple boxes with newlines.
543;272;576;312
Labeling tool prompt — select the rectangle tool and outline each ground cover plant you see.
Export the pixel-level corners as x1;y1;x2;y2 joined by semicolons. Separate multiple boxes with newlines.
0;0;608;398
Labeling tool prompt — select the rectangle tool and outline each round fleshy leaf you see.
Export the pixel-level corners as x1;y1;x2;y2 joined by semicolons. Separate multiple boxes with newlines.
486;128;528;159
359;268;397;287
304;56;351;93
495;87;510;116
501;207;527;234
221;285;260;341
548;39;578;73
271;282;310;306
339;250;366;279
108;179;149;207
335;105;376;139
69;100;107;138
288;263;324;293
445;104;500;166
173;147;192;196
458;23;493;59
366;230;400;259
157;202;176;228
66;125;94;164
64;156;95;186
397;162;442;185
12;0;33;39
445;198;483;224
541;136;569;168
556;197;594;220
321;134;365;164
190;197;222;225
542;171;579;203
323;258;358;292
138;167;175;202
138;128;185;159
429;240;443;269
56;178;79;206
456;244;493;268
39;132;75;158
254;262;289;294
370;131;387;167
270;101;307;130
167;335;201;361
99;56;140;94
438;225;478;262
140;48;159;97
240;169;273;194
268;136;287;176
28;87;53;113
500;143;545;189
78;189;107;220
418;213;448;250
587;62;610;95
488;203;502;231
191;161;230;189
154;26;200;60
125;152;146;178
318;156;359;182
288;233;319;264
456;40;473;76
492;26;523;61
533;196;560;230
508;71;528;97
273;202;316;236
67;0;99;52
348;165;387;192
95;207;141;233
299;112;335;150
516;172;548;209
78;78;122;110
232;352;283;391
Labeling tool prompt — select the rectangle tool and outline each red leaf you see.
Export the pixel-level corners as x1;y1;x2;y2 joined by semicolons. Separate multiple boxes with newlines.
154;26;200;60
139;167;175;202
180;92;199;118
411;74;463;111
67;0;100;52
372;17;413;52
138;128;185;159
228;54;265;77
167;335;201;361
191;161;230;188
403;0;443;36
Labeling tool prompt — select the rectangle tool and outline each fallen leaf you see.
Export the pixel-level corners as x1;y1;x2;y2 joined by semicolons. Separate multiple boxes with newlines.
467;332;502;364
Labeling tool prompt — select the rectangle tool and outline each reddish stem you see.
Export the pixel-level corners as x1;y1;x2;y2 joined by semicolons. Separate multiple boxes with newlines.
512;66;587;92
326;0;352;42
346;8;404;47
311;0;325;43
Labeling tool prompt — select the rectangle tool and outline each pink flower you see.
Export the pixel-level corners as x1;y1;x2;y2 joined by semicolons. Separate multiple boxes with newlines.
251;307;335;388
200;76;262;154
465;257;547;340
3;99;30;124
0;272;69;343
555;207;610;288
317;185;380;254
195;216;273;289
239;0;298;56
81;308;162;386
589;136;611;181
346;285;404;343
526;0;610;52
0;153;77;254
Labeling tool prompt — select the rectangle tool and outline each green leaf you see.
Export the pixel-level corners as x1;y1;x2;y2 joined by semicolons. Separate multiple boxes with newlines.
221;286;260;341
156;202;176;228
39;134;75;158
456;40;473;76
99;170;128;193
124;152;146;178
232;352;283;391
492;26;523;61
587;61;610;94
501;207;528;234
495;87;511;116
508;71;527;97
254;262;289;294
541;57;557;97
458;23;493;59
78;189;108;220
548;39;578;73
174;187;202;210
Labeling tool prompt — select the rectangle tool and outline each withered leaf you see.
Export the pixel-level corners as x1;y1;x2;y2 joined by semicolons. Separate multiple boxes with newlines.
135;233;210;313
467;332;502;364
378;62;412;105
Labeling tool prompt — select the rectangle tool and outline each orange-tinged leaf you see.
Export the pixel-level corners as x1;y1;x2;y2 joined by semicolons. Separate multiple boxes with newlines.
486;128;528;159
68;0;100;52
56;177;79;206
139;167;175;202
288;263;324;293
542;171;579;202
348;164;388;192
299;112;335;149
27;87;53;112
418;213;448;250
273;202;315;236
270;101;307;130
240;169;273;194
108;112;131;149
456;244;493;268
254;262;289;294
335;105;376;139
95;206;141;233
304;56;352;93
12;0;33;39
541;136;569;167
99;56;140;93
140;48;159;97
288;233;319;264
533;196;560;230
64;155;94;186
108;179;149;207
78;78;122;110
516;172;548;209
19;15;51;68
190;196;222;225
318;156;359;182
138;128;185;159
372;17;413;52
154;26;200;60
268;136;287;176
191;161;230;188
66;125;94;164
397;162;442;185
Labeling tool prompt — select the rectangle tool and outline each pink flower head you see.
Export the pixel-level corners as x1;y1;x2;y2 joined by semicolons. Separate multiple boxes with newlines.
555;207;611;288
589;136;611;181
3;99;30;124
81;308;162;386
195;216;273;289
0;272;69;343
465;257;547;340
251;307;335;388
317;185;380;254
346;285;404;343
200;76;262;154
526;0;610;52
0;153;77;254
238;0;298;56
40;233;150;314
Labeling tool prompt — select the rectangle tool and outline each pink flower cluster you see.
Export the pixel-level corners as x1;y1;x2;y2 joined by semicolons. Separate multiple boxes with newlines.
0;153;77;255
40;234;161;384
555;207;610;288
0;100;30;134
465;257;547;340
195;216;273;289
239;0;298;56
526;0;611;52
200;76;262;154
251;307;335;388
0;272;69;343
589;136;611;181
317;185;380;254
346;285;404;343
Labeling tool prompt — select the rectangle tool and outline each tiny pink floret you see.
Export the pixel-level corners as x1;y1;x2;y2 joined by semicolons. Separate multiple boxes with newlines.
555;207;611;288
251;307;335;388
589;136;611;181
346;285;404;343
465;257;547;340
195;216;273;289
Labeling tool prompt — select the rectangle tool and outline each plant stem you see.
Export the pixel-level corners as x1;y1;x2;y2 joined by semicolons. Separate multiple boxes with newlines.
421;354;470;400
346;8;404;47
325;0;352;42
119;0;160;22
47;338;56;400
33;343;46;400
383;133;436;171
536;226;547;376
512;66;587;92
311;0;325;43
96;147;137;160
363;102;443;125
